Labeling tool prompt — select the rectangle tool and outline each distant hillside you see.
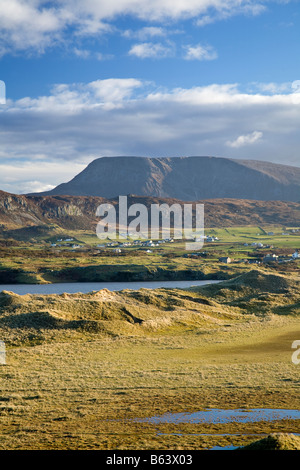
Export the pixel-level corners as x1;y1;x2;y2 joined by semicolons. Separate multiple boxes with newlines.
0;191;299;238
36;156;300;202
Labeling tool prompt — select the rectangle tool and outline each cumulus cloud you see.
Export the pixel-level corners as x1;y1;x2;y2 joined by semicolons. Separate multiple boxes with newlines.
123;26;167;40
0;159;87;194
0;0;277;56
226;131;263;148
73;48;91;59
183;44;218;61
0;0;65;55
88;78;143;105
129;41;218;61
128;42;175;59
196;0;266;26
1;79;300;193
247;81;294;94
292;80;300;93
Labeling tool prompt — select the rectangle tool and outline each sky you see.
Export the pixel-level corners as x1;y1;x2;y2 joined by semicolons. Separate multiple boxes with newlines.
0;0;300;194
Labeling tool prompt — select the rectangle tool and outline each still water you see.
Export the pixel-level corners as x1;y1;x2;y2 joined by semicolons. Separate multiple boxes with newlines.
141;408;300;425
0;279;221;295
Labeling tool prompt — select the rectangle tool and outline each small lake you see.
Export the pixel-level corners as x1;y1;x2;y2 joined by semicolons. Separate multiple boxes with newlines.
140;408;300;425
0;280;221;295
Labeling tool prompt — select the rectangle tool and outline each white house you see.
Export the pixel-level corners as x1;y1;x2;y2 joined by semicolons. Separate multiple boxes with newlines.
292;251;299;259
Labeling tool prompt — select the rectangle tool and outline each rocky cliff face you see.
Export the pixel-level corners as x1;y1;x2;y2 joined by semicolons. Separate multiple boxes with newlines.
37;156;300;202
0;191;106;230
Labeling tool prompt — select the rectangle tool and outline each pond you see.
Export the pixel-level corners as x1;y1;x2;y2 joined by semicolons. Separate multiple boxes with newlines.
0;279;221;295
139;408;300;425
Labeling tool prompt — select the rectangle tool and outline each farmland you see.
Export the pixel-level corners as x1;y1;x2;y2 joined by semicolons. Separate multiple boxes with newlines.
0;225;299;284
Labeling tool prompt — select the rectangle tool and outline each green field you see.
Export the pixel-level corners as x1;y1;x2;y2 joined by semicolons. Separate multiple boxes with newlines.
0;225;299;284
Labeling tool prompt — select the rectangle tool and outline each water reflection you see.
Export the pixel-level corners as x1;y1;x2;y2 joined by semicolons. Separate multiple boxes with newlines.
141;408;300;424
0;280;221;295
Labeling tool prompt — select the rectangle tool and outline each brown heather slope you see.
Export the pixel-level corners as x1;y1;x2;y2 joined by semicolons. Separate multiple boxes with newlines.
0;190;299;235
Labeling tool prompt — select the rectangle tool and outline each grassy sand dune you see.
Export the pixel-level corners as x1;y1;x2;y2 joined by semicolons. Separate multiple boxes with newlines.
239;433;300;450
1;269;298;346
0;269;299;449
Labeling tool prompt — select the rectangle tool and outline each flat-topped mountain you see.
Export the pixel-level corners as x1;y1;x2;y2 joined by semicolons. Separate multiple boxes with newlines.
36;156;300;202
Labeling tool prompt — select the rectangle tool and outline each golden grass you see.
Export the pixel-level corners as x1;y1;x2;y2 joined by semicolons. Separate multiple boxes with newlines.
0;269;299;449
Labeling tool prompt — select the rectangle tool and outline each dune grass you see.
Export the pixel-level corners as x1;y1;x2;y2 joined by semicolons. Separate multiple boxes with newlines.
0;269;299;450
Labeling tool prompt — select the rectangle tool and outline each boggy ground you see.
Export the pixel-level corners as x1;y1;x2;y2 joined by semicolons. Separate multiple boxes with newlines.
0;269;299;450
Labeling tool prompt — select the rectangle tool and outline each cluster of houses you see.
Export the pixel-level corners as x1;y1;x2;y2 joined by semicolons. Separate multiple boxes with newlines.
262;251;299;264
218;250;299;265
243;242;273;248
49;236;179;253
192;235;219;243
50;237;81;249
98;238;175;253
204;235;219;242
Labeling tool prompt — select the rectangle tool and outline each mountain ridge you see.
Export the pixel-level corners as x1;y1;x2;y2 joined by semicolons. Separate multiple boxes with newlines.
33;156;300;202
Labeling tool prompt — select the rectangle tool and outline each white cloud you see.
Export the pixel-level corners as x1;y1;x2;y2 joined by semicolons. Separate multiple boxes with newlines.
0;0;279;56
0;159;87;194
123;26;167;40
292;80;300;93
183;44;218;61
18;181;56;194
0;0;65;55
196;0;267;26
226;131;263;148
95;52;114;61
7;78;143;114
73;48;91;59
1;79;300;193
89;78;143;105
247;81;294;94
129;41;218;61
128;42;174;59
73;48;114;60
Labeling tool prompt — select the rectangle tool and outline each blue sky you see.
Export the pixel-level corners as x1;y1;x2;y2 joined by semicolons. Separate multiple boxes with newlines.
0;0;299;194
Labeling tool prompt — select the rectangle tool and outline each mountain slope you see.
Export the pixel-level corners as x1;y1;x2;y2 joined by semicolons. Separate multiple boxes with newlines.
37;156;300;202
0;191;299;235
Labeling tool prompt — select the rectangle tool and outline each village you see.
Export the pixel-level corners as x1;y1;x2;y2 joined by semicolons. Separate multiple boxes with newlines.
46;226;300;271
